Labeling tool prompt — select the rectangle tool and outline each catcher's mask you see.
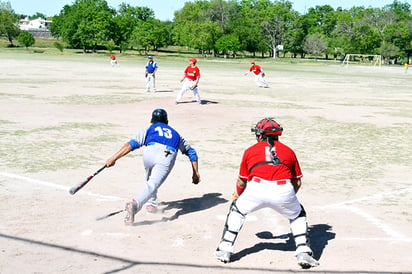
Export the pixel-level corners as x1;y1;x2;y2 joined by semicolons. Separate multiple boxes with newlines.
251;118;283;136
151;108;168;124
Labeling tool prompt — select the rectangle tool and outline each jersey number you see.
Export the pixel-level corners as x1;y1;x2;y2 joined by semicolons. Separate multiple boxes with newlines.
154;126;172;139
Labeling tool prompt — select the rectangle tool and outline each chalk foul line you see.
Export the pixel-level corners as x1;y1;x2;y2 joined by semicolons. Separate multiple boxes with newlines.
0;171;124;201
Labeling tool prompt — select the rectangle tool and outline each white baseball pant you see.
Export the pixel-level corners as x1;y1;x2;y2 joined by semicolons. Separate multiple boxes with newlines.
134;143;177;211
217;178;312;255
146;73;156;92
176;79;201;104
255;73;268;88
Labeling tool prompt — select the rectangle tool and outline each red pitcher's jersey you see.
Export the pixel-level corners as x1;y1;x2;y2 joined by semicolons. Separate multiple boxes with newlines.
184;66;200;81
239;141;302;181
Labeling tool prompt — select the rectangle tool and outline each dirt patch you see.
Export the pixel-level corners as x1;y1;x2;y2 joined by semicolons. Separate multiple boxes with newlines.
0;53;411;273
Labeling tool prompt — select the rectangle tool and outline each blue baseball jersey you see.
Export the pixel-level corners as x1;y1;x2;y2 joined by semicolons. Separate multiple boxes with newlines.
146;61;158;73
127;123;198;161
144;123;181;149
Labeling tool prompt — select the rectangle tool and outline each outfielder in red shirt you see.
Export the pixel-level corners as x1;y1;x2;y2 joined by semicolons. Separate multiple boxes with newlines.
176;58;202;104
214;118;319;269
244;61;269;88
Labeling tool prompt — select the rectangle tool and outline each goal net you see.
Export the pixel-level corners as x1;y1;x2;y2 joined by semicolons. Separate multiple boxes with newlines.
342;54;382;67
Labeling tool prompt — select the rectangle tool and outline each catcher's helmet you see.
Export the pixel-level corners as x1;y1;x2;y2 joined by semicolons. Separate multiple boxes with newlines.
251;118;283;136
151;108;168;124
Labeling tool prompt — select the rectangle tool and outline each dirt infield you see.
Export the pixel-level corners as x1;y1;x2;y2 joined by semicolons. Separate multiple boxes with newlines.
0;52;411;273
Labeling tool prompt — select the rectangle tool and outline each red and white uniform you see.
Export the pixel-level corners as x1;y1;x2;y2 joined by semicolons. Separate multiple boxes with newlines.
247;63;268;88
217;139;313;257
176;59;201;104
236;140;303;219
110;55;118;66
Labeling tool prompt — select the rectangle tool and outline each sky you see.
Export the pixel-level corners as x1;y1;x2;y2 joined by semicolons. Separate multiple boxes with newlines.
10;0;411;20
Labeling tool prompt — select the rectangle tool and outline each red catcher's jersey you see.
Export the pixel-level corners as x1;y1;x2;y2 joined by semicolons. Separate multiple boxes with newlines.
249;65;262;75
184;66;200;81
239;141;302;181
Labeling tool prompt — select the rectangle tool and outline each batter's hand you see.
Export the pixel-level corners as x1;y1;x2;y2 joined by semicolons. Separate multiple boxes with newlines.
192;172;200;184
105;158;116;167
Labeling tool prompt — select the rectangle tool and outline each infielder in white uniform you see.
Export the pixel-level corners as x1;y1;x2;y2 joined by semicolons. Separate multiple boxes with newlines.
145;56;158;92
214;118;319;269
105;109;200;225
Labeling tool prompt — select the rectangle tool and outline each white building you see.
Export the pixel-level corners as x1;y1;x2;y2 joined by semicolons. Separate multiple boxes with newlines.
19;17;52;31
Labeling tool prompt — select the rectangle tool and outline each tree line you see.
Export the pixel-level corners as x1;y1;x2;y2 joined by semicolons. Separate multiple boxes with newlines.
1;0;411;63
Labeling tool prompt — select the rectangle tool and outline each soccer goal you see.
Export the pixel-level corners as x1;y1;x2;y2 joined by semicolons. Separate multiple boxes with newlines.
342;54;382;67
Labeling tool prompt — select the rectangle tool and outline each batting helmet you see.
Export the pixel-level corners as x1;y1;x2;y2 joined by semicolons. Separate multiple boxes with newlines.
251;118;283;136
151;108;168;124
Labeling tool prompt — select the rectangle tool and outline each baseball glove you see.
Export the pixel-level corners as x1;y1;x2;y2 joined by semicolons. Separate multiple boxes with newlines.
261;72;265;77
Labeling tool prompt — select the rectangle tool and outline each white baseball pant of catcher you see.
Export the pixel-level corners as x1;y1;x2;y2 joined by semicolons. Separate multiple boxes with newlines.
146;73;156;92
134;143;177;210
217;178;313;256
176;79;201;104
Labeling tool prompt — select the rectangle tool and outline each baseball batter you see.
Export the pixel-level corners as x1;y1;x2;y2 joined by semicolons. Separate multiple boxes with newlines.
105;108;200;225
214;118;319;269
244;61;269;88
145;56;158;92
176;58;201;104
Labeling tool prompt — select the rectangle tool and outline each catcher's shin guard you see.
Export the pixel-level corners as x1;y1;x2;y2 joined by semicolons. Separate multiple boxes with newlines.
217;201;246;252
290;205;313;255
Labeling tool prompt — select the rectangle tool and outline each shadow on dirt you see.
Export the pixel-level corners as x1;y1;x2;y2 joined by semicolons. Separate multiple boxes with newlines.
134;192;228;226
231;224;335;262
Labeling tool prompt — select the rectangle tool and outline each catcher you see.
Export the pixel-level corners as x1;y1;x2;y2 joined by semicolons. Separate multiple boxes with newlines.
214;118;319;269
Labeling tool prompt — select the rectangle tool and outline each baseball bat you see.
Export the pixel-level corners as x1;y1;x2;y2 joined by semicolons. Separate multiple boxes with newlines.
69;165;106;195
96;209;124;221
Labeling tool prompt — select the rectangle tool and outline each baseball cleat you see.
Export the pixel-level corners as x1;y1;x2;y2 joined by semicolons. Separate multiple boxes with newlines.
214;249;232;263
296;252;319;269
146;204;157;213
124;199;137;226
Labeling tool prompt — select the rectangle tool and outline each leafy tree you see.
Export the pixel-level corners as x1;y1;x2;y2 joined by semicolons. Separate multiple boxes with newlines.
112;4;155;52
284;14;306;57
0;1;20;46
173;1;222;54
30;12;47;19
130;19;169;52
50;0;115;52
204;0;239;34
261;0;296;58
17;30;35;48
303;33;328;58
234;0;268;56
380;42;400;62
215;34;241;57
302;5;337;59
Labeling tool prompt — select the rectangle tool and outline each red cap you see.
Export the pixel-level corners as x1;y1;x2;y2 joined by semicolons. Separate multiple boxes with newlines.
251;61;255;64
189;58;197;64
